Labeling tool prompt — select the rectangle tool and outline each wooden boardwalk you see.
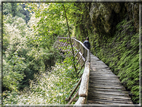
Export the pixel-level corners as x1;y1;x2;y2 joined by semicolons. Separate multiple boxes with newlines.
56;37;135;106
87;54;134;106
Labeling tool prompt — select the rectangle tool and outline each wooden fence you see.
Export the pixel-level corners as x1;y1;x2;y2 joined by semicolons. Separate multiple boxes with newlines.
56;37;90;106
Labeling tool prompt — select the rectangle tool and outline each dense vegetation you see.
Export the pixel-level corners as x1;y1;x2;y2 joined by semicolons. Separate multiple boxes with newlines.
95;19;139;103
73;3;140;104
3;3;82;105
3;2;140;105
3;57;81;104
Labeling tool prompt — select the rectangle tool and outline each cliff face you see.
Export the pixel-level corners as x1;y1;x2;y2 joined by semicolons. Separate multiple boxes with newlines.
124;3;139;32
74;2;140;104
89;3;139;36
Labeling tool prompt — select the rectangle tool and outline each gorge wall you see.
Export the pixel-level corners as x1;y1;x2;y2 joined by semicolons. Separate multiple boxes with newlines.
74;2;140;104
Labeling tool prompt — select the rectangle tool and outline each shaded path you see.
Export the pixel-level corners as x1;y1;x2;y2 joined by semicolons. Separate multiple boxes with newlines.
87;54;133;105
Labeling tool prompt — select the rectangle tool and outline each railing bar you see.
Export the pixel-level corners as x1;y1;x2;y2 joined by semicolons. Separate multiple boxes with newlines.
67;90;79;105
65;77;82;101
73;38;89;51
73;46;79;52
58;37;89;51
74;49;81;58
78;52;85;62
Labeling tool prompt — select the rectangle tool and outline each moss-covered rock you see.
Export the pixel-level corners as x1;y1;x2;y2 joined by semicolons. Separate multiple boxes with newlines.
125;3;139;32
89;3;139;36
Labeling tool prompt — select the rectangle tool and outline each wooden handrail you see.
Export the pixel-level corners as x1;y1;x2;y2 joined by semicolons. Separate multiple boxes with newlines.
57;37;90;105
78;62;90;97
74;51;90;106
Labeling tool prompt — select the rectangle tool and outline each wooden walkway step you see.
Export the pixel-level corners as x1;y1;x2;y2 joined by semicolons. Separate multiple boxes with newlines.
87;54;134;106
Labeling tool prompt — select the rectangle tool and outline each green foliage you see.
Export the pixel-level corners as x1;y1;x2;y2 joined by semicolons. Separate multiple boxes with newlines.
95;19;139;104
63;56;78;78
3;3;31;23
73;3;92;41
3;3;62;92
3;3;83;105
3;15;29;91
3;58;79;105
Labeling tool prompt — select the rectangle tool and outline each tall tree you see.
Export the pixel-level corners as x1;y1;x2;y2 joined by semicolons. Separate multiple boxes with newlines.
62;4;77;73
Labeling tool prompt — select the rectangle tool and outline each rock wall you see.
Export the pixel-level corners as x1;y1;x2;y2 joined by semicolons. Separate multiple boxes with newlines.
125;3;139;32
89;3;139;36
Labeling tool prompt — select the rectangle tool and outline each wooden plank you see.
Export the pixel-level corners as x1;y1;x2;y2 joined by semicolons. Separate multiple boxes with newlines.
90;73;115;76
90;72;117;77
90;70;114;72
89;75;119;78
89;81;122;86
89;86;126;91
89;82;123;86
90;72;114;75
89;74;118;77
89;81;122;85
90;71;115;77
88;88;129;93
89;90;129;96
89;84;123;87
89;77;120;81
90;70;113;72
90;76;119;79
89;82;122;86
89;85;125;90
88;98;132;102
88;95;131;100
91;66;109;69
87;100;133;105
89;79;120;82
89;56;100;61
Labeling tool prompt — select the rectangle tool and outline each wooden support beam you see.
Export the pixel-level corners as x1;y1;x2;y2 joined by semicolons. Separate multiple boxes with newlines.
65;77;82;101
67;90;79;105
78;52;85;62
74;49;81;58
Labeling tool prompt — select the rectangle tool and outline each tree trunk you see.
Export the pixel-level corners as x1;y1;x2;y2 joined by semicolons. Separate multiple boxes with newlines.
62;4;77;74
